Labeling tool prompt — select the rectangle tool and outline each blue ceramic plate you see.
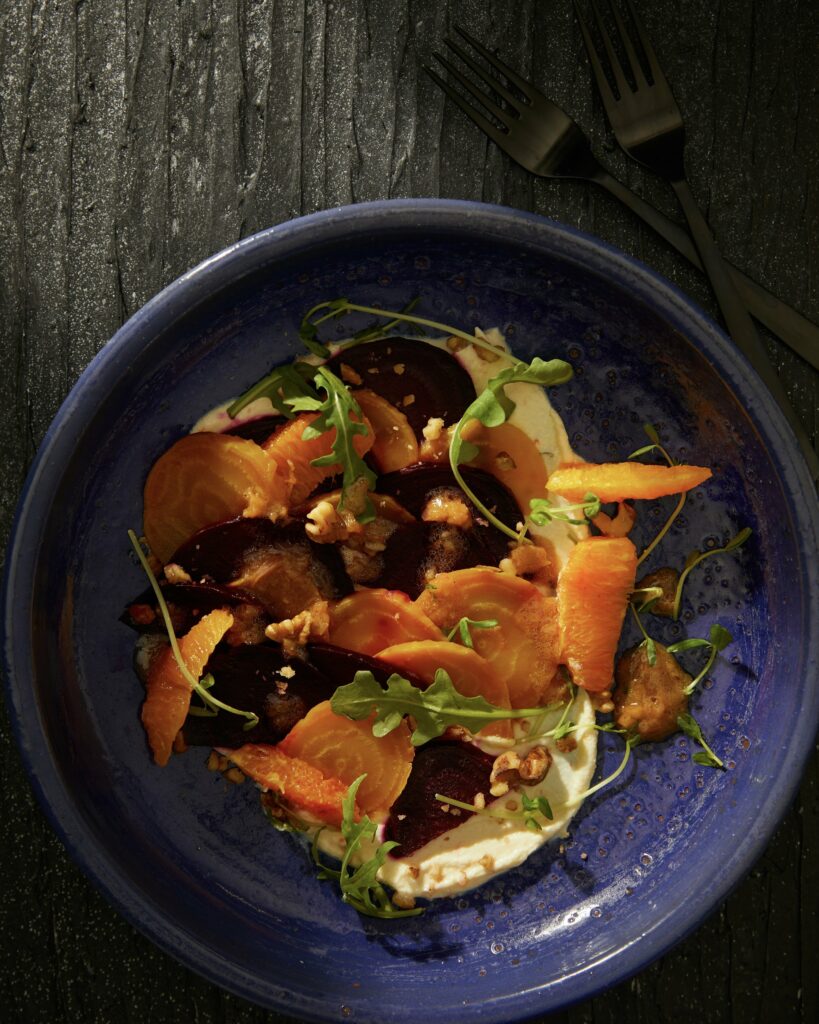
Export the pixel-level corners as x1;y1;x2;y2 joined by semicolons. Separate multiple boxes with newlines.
4;200;818;1023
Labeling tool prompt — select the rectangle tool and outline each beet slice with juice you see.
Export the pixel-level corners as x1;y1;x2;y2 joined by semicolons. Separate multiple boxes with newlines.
385;740;497;856
169;517;353;616
325;337;476;435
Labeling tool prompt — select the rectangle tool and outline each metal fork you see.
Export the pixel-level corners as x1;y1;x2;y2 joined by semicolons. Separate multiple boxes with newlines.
425;27;819;373
574;0;818;478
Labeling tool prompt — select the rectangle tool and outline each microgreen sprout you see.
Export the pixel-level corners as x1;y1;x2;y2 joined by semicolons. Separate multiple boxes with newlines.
298;298;507;358
449;357;574;541
311;775;424;918
676;713;725;770
672;528;752;619
127;530;259;730
445;616;499;649
629;600;658;667
529;492;601;527
667;624;734;696
629;423;686;567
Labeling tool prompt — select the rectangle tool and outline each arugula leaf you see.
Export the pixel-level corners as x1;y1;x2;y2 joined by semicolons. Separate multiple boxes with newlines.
449;358;573;541
331;669;562;747
127;530;259;730
310;775;423;918
445;616;499;649
676;713;725;770
667;623;733;695
226;361;319;420
529;492;601;527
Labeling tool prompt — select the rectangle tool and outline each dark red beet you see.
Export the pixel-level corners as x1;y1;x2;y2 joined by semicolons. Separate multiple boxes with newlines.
169;518;353;605
222;414;284;444
325;338;476;434
377;464;521;528
181;641;426;747
370;465;523;596
122;582;263;634
385;741;497;856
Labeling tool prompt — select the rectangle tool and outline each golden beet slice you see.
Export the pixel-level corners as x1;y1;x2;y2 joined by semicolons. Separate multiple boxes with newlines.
547;461;711;503
328;589;442;657
141;608;234;766
375;640;512;739
556;536;637;692
220;742;353;826
461;420;550;514
415;567;563;708
279;701;414;820
143;433;287;562
262;411;374;506
354;389;419;472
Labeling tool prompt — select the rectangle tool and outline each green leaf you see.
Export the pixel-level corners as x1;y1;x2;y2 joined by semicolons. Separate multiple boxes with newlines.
528;493;600;527
709;623;733;651
666;637;713;654
643;423;661;445
310;775;423;919
628;443;659;460
677;713;725;770
644;636;657;667
297;365;377;521
331;669;556;747
226;361;319;420
449;357;573;541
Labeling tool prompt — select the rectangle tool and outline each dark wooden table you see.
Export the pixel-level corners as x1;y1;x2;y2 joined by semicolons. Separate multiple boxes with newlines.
1;1;816;1021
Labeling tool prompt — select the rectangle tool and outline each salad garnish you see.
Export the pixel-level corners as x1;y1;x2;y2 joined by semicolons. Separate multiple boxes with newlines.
676;713;726;770
128;529;260;729
445;616;499;648
671;527;752;619
311;775;423;918
667;623;734;696
529;492;602;527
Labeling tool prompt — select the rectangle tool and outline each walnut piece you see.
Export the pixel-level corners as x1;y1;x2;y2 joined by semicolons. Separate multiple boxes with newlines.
421;492;473;530
265;601;330;655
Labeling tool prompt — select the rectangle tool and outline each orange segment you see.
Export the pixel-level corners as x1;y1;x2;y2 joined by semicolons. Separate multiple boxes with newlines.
328;589;442;656
354;389;419;472
376;640;512;739
141;608;233;766
278;701;414;820
220;743;353;827
461;420;550;514
262;411;374;506
143;433;287;562
556;537;637;692
547;461;711;503
415;567;563;708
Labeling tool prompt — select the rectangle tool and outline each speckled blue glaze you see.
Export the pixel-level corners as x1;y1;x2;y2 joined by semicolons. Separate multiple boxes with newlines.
3;200;818;1023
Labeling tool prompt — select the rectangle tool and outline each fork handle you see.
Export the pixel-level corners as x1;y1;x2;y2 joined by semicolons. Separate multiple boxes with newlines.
671;177;819;483
594;170;819;372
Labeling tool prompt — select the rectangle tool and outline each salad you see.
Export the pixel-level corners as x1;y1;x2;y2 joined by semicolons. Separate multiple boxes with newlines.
125;299;748;918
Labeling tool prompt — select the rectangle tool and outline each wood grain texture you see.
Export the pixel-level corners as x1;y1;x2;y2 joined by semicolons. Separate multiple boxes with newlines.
0;1;816;1021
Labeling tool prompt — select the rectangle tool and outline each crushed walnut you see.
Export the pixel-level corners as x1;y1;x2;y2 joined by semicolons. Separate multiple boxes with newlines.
418;419;453;461
489;745;552;796
305;500;358;543
265;601;330;655
421;491;473;530
339;363;363;386
163;562;192;584
392;891;416;910
499;540;555;586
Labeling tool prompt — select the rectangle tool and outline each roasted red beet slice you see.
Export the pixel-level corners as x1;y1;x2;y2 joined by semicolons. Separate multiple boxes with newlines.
122;582;264;633
325;338;476;434
385;741;497;856
169;518;353;614
222;414;284;444
181;641;425;747
370;465;522;596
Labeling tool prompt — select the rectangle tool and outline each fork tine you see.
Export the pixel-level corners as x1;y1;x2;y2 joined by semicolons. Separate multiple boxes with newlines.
423;63;509;149
444;36;523;113
432;52;515;128
573;1;619;108
623;0;670;87
608;1;647;88
588;0;632;98
453;25;534;102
